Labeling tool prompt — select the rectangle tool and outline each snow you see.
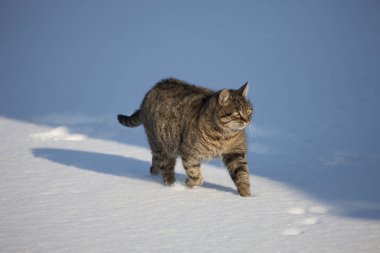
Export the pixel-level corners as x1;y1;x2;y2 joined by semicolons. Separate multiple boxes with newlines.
1;0;380;252
30;126;87;141
1;116;379;252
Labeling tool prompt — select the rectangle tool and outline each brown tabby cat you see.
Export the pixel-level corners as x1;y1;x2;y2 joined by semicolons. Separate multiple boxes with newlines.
118;78;253;196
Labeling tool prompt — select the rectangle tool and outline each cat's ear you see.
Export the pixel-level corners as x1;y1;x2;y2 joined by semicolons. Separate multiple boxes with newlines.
218;89;231;106
238;82;249;99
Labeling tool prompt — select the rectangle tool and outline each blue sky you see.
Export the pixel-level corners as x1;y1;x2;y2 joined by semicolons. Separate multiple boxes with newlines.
1;0;380;155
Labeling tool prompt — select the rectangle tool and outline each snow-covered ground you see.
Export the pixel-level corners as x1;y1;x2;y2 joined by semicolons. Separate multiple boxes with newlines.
1;115;379;253
1;0;380;252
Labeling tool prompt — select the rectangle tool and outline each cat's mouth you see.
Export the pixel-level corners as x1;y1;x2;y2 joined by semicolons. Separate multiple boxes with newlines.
236;122;249;130
221;121;250;132
231;125;248;132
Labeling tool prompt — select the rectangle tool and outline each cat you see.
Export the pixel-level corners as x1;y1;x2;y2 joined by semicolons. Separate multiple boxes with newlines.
117;78;253;196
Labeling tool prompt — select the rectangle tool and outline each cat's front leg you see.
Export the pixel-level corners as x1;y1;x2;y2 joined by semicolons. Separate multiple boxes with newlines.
222;153;251;197
182;156;203;187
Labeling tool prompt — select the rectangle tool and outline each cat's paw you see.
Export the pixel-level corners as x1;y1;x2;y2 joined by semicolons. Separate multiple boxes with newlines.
162;173;176;186
150;166;161;175
185;177;204;187
238;188;252;197
164;180;176;187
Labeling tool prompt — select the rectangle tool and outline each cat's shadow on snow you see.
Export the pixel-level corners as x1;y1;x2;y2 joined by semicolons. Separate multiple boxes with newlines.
32;148;237;195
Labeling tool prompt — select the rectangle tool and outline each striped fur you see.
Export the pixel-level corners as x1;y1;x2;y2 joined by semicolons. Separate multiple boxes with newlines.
118;78;253;196
117;110;142;127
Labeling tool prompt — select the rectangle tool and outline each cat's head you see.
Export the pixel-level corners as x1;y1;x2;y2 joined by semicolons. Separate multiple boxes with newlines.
215;82;253;132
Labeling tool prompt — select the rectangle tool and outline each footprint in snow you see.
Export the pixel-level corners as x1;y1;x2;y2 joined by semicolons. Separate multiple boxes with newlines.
282;205;327;236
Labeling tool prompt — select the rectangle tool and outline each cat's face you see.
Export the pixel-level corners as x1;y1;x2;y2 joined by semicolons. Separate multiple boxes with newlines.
215;83;253;132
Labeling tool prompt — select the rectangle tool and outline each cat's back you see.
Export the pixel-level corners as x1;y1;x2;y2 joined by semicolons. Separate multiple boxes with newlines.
152;78;213;100
141;78;213;110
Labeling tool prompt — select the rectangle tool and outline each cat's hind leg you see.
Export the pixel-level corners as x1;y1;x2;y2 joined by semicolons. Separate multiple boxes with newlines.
152;151;176;186
182;157;203;187
150;165;160;175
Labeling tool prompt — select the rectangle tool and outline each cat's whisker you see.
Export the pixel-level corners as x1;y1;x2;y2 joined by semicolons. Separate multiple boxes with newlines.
248;123;254;139
249;122;258;139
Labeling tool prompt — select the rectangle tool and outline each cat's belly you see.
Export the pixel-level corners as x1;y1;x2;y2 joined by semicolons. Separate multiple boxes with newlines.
180;140;224;161
180;132;244;161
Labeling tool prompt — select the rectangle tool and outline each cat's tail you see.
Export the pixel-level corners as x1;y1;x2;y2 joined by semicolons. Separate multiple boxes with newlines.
117;110;142;127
